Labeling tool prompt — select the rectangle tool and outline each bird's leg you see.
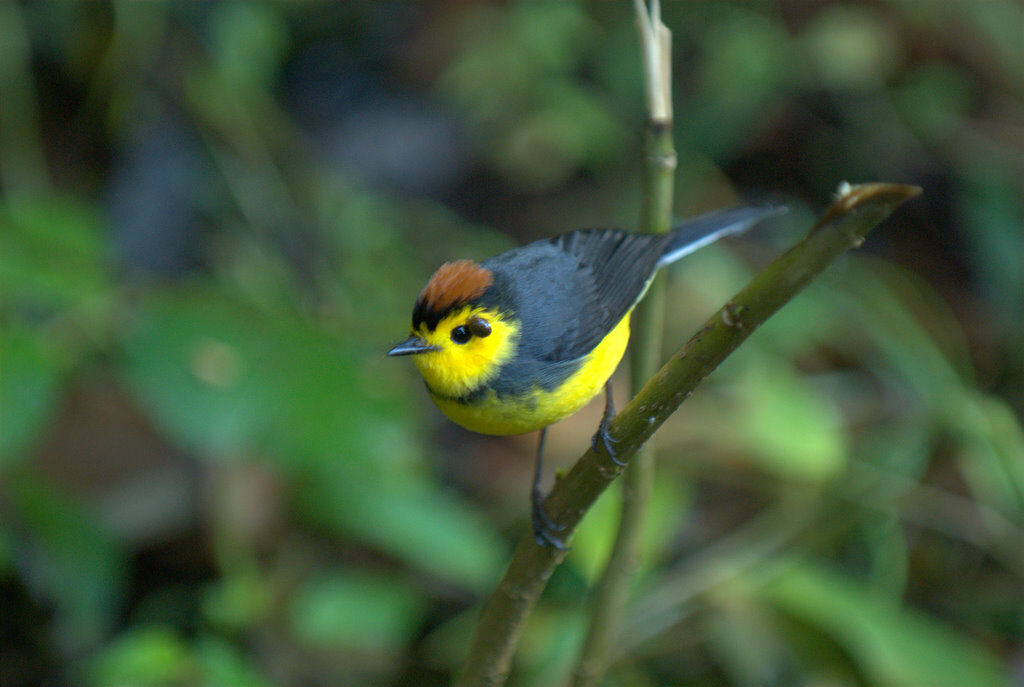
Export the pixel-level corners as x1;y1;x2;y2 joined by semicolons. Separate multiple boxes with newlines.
592;379;625;466
531;428;567;549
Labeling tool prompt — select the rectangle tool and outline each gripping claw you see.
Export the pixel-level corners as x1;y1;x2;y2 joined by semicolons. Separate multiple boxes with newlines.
531;494;568;550
592;421;625;467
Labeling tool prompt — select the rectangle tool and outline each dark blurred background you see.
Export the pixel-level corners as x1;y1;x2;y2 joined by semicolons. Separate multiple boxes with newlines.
3;2;1023;686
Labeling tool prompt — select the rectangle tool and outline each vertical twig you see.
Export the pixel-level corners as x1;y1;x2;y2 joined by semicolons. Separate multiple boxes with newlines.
571;2;674;684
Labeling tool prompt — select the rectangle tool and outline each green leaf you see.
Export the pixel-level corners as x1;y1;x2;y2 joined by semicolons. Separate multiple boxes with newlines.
844;272;967;408
740;360;846;481
201;573;272;632
435;2;609;190
301;478;507;591
705;594;793;687
0;526;12;573
10;472;125;651
89;630;270;687
0;324;63;468
698;356;846;482
208;2;288;94
861;510;910;599
950;393;1024;520
681;6;796;158
120;285;419;466
761;561;1008;687
506;1;594;74
118;287;283;456
193;635;271;687
492;81;626;190
1;196;114;471
893;63;974;142
1;196;112;318
958;168;1024;324
89;626;192;687
288;572;424;653
259;318;420;473
802;4;901;89
514;606;587;686
566;481;621;582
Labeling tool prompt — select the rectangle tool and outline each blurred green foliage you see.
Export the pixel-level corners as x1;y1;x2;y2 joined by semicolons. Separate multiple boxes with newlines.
2;2;1023;686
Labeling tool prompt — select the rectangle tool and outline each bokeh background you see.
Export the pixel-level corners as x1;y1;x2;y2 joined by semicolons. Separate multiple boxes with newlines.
3;2;1024;686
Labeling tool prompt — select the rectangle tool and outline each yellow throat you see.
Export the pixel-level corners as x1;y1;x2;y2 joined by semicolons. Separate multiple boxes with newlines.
417;310;632;436
411;306;518;400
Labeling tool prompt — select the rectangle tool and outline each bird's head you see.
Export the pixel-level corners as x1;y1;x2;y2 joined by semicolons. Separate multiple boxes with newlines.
387;260;518;398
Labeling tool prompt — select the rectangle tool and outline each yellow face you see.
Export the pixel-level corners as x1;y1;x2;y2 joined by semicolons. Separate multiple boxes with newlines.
411;306;518;399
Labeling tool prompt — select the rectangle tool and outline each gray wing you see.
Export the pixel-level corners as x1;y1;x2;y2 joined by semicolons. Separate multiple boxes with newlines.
484;231;667;364
479;207;783;382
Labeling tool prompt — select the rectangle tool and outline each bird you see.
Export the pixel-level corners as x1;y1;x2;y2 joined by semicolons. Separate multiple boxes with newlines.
388;206;782;548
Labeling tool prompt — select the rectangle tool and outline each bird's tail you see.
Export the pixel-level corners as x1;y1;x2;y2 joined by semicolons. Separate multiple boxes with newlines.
658;205;786;268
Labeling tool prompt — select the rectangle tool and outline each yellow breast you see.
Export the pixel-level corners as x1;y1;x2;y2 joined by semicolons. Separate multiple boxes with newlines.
429;312;631;435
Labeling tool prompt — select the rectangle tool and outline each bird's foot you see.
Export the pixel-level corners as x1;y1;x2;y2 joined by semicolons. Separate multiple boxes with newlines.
531;488;567;550
592;419;625;467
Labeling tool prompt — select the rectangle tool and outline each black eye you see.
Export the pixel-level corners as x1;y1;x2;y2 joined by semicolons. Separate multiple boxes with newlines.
450;325;471;344
468;316;491;338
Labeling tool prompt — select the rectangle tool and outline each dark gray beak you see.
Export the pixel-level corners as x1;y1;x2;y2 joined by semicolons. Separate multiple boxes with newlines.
387;336;439;356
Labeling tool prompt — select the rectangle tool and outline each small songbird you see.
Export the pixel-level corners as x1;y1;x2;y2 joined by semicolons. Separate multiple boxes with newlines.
388;206;781;547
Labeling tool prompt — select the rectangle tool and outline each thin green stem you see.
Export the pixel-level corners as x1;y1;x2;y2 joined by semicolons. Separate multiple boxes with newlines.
572;118;677;687
453;182;921;687
572;4;675;681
